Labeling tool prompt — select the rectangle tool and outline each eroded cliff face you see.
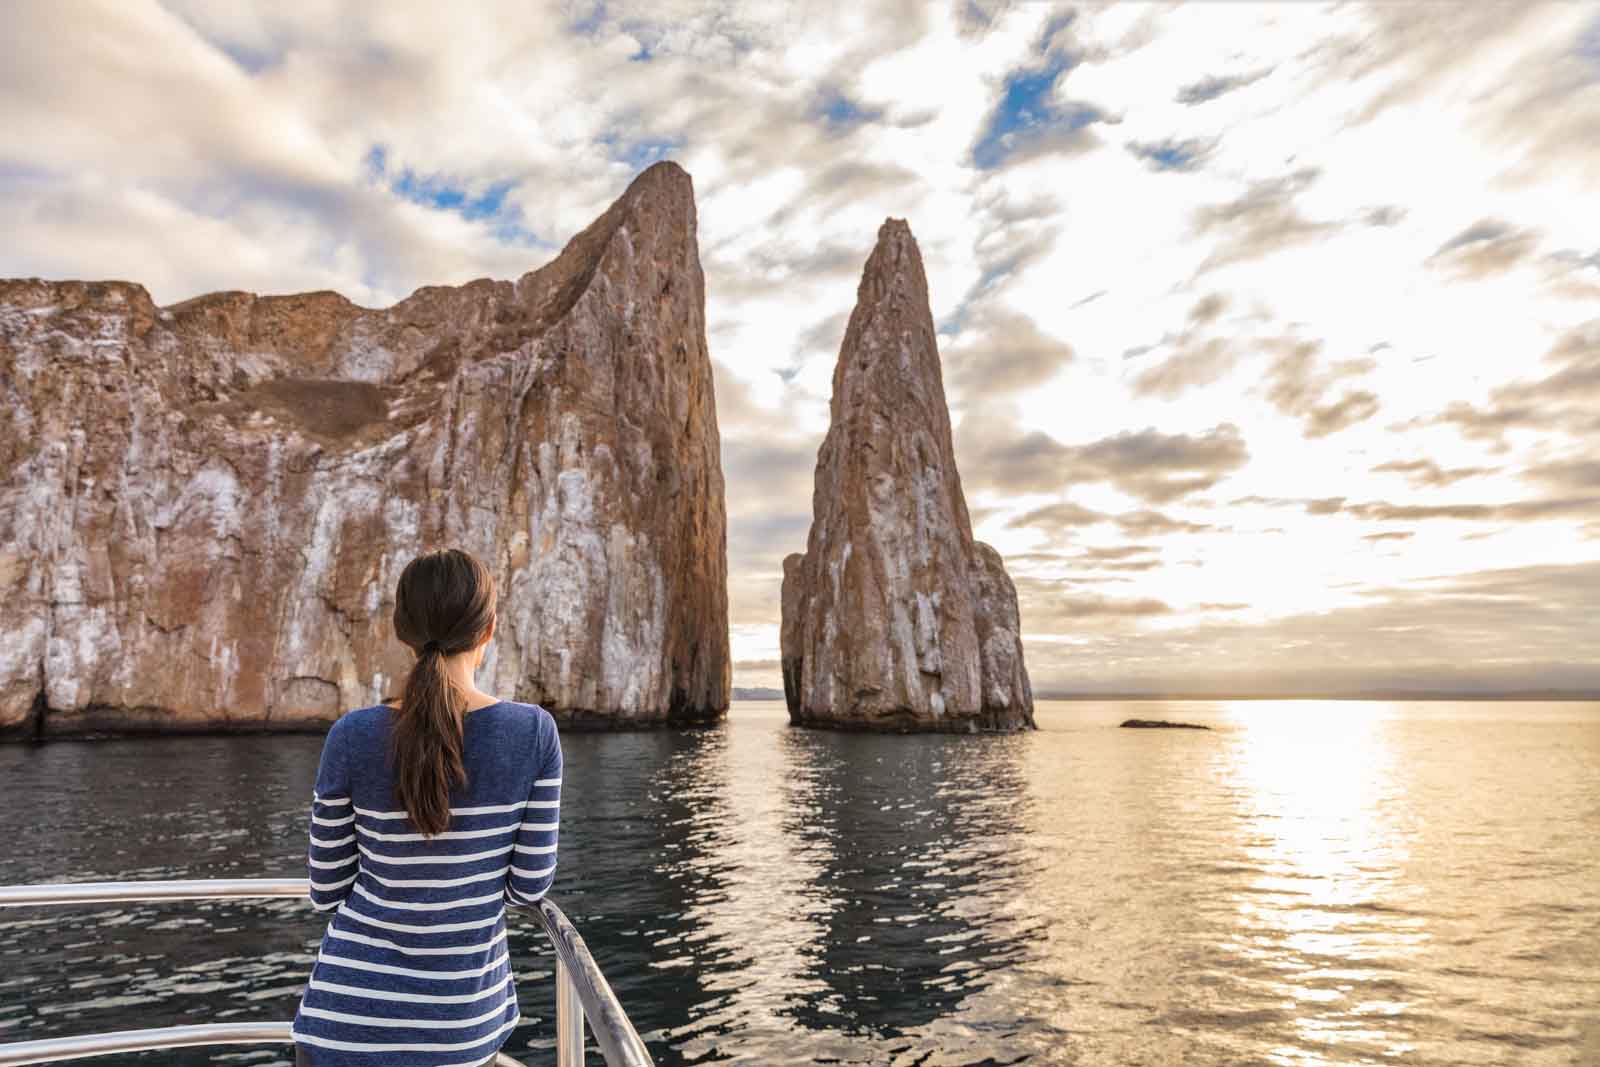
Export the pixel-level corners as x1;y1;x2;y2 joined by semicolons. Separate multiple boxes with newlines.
0;161;730;738
780;220;1034;733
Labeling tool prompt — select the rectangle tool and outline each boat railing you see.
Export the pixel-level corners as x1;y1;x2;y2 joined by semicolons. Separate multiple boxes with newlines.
0;878;652;1067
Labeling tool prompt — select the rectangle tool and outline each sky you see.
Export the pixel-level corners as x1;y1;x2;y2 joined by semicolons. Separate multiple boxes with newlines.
3;1;1598;694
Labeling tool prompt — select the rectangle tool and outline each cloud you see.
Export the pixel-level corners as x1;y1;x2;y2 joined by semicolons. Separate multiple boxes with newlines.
6;2;1597;697
1434;319;1600;443
1062;423;1250;503
1262;339;1381;437
959;408;1248;503
955;220;1066;314
1112;510;1214;536
1187;292;1228;325
1045;544;1164;572
1192;167;1338;271
1127;293;1239;399
1426;218;1539;279
1020;559;1600;693
779;159;924;220
943;304;1074;398
970;18;1113;170
1051;593;1170;617
1303;389;1380;437
1522;458;1600;493
1013;577;1175;629
1007;500;1108;532
786;310;852;374
1235;490;1600;525
1305;497;1345;516
1342;498;1600;523
725;509;813;627
1372;458;1498;487
1174;67;1272;105
975;185;1066;227
1075;544;1157;562
1004;503;1217;548
809;87;887;134
1338;3;1600;185
713;361;825;628
744;238;866;282
1132;336;1237;399
1126;137;1214;172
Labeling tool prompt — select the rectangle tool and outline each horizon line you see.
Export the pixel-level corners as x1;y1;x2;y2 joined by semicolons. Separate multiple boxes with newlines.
729;687;1600;702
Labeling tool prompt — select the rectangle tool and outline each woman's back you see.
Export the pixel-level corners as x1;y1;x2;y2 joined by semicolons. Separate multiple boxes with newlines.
291;700;562;1067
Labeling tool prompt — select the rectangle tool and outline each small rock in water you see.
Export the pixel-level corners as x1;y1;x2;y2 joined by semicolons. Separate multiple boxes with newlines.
1119;719;1212;730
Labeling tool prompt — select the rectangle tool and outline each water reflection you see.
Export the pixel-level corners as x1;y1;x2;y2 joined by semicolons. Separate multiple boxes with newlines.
779;727;1043;1058
3;702;1598;1066
0;735;333;1066
544;728;740;1063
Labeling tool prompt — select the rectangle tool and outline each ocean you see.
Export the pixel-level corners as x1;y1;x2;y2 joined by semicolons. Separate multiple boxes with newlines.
2;700;1597;1066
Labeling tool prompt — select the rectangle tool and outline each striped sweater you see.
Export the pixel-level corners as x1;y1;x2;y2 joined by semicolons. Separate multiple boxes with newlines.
291;700;562;1066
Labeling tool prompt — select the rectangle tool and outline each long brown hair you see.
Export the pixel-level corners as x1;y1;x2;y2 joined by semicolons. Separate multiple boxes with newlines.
387;548;497;835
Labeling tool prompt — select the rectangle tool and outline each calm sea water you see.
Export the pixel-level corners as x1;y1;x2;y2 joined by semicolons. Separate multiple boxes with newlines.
1;700;1597;1066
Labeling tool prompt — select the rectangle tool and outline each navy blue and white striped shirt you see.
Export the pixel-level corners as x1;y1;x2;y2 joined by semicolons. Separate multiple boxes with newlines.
291;700;562;1066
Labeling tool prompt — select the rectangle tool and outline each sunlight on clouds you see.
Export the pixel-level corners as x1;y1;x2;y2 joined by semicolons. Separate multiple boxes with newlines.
1;0;1595;692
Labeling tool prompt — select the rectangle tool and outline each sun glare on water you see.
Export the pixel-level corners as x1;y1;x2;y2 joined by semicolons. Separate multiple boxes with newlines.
1217;701;1428;1062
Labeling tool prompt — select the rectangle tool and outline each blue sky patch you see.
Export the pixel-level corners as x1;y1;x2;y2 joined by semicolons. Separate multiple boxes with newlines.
598;133;685;171
971;24;1102;170
1128;138;1209;173
814;89;883;132
364;145;547;246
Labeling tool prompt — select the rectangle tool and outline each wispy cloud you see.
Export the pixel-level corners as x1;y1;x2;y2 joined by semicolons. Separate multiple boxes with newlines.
960;415;1249;504
2;0;1595;692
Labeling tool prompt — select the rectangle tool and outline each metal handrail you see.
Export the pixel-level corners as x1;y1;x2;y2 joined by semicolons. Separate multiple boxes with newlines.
0;879;653;1067
0;1022;526;1066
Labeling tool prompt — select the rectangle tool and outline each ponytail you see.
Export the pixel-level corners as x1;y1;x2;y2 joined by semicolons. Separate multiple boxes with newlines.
388;549;497;836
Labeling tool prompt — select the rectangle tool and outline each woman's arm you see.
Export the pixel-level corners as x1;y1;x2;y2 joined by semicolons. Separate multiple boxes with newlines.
505;716;562;907
306;717;358;912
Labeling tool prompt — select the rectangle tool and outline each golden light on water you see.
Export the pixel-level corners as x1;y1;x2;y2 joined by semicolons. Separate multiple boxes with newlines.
1219;701;1428;1062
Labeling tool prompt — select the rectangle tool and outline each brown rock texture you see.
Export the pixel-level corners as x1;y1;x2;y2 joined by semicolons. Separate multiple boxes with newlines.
781;219;1034;733
0;161;729;739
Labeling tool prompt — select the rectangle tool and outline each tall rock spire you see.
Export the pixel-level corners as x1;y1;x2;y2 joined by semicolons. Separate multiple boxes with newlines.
0;160;729;737
781;219;1034;732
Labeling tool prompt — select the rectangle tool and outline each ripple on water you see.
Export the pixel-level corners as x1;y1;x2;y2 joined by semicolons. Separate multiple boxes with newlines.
1;702;1598;1066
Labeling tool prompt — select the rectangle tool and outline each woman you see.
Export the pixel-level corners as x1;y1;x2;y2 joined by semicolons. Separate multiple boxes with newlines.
290;548;562;1067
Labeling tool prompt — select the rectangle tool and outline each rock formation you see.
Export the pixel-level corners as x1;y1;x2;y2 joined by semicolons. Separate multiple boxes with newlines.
0;161;729;738
781;220;1034;733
